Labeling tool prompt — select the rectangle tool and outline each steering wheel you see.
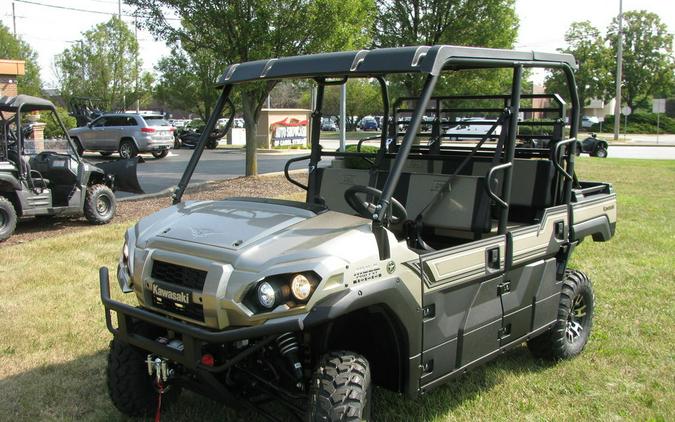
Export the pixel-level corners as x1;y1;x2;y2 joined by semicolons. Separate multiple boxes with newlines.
344;185;407;224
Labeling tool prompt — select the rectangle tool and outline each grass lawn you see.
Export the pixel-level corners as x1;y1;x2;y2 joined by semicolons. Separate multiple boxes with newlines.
0;158;673;421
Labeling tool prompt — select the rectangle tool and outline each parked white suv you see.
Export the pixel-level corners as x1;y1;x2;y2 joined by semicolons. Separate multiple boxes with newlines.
69;113;175;159
445;117;502;140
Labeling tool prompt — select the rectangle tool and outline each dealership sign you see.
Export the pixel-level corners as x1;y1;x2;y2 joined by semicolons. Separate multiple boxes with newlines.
271;117;308;146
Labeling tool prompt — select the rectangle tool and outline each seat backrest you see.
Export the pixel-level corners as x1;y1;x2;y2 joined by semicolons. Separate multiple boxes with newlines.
472;158;554;208
315;167;371;214
404;174;492;233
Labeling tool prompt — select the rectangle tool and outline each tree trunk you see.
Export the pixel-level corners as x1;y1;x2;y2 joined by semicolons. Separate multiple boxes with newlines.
242;94;258;176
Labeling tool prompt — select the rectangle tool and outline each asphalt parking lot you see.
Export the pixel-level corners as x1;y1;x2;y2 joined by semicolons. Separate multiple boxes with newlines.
84;148;309;198
84;142;675;198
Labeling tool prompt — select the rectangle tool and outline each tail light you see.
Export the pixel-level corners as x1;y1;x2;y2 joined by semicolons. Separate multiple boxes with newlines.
141;127;156;133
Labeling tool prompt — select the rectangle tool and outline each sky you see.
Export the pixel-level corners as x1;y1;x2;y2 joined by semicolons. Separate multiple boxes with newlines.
1;0;673;88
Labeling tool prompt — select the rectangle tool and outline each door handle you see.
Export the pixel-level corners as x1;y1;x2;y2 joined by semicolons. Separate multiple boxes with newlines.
486;247;500;271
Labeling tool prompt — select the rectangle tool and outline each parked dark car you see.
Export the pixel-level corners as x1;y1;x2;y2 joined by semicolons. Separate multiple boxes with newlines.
358;116;379;131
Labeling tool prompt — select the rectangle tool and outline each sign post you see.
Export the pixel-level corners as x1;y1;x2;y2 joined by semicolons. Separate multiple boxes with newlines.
652;99;666;145
621;106;631;141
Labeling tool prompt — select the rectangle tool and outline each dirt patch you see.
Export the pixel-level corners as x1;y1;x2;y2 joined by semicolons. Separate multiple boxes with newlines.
2;173;307;247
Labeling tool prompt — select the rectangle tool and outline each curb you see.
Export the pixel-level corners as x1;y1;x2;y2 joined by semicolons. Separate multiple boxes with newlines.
609;143;675;147
118;169;307;203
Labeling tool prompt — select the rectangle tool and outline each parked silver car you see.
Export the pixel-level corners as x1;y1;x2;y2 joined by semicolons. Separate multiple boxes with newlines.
69;113;175;159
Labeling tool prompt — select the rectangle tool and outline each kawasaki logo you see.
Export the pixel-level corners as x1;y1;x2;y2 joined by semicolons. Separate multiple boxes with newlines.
152;284;191;304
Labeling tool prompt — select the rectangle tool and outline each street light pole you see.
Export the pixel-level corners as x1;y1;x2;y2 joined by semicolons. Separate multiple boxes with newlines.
12;3;16;37
613;0;623;140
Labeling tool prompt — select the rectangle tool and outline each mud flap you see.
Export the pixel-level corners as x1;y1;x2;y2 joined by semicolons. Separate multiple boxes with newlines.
96;157;144;194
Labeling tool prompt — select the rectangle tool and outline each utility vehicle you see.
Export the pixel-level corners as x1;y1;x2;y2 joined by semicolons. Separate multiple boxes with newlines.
100;46;617;421
0;95;143;241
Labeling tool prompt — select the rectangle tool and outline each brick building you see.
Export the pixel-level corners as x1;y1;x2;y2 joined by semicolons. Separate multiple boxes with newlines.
0;59;25;97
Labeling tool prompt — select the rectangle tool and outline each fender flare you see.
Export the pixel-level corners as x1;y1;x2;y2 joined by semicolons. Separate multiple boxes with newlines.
0;173;21;191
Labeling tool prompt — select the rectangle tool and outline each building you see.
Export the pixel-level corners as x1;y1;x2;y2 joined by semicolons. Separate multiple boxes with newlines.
0;59;25;97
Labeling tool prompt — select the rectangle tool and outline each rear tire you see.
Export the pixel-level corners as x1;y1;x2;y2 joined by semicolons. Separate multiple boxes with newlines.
206;139;218;149
308;351;372;422
0;196;17;241
151;150;169;159
84;184;116;224
119;139;138;159
107;338;181;416
528;269;594;360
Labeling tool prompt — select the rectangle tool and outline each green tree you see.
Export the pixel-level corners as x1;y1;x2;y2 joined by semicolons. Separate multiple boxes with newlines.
155;46;224;121
54;17;152;111
373;0;519;96
544;21;614;109
127;0;374;175
607;10;675;110
0;23;42;96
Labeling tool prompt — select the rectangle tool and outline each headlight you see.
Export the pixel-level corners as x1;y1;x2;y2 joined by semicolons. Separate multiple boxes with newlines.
257;281;277;309
291;274;313;301
248;272;320;313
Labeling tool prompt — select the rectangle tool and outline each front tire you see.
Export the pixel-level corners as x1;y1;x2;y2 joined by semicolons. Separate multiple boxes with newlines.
0;196;18;241
84;184;116;224
107;338;180;416
528;269;594;360
308;351;372;422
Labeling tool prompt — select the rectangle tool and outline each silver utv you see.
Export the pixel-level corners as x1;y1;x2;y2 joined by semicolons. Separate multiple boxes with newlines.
99;46;617;420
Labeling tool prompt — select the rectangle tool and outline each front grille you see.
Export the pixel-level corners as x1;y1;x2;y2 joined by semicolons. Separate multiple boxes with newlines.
151;295;204;321
151;260;207;290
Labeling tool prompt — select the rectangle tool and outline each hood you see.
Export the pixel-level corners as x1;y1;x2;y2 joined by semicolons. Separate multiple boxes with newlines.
140;199;317;251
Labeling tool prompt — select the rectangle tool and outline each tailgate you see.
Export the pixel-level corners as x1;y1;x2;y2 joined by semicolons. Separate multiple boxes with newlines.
571;182;617;242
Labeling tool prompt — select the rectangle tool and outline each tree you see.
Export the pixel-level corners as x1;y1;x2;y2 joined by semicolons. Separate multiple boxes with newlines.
155;46;224;121
127;0;375;175
544;21;614;110
0;23;42;96
54;17;153;111
373;0;519;96
607;10;675;110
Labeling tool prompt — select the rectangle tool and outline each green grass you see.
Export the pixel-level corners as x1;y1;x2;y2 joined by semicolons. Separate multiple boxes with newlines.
0;158;673;421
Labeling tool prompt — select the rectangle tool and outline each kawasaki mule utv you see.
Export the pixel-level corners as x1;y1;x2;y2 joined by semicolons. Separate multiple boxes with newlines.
99;45;617;421
0;95;143;241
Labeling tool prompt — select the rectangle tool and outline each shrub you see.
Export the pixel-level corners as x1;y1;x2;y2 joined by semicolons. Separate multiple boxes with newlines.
344;144;378;169
39;106;77;138
591;112;675;134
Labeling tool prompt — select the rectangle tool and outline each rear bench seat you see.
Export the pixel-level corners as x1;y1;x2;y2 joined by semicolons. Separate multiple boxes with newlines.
315;157;555;234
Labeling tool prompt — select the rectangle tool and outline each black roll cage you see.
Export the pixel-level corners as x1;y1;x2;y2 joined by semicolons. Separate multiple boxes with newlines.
173;50;580;260
0;102;81;182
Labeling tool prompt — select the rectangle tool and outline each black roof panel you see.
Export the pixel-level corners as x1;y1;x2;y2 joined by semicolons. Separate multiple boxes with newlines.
217;45;575;85
0;94;56;112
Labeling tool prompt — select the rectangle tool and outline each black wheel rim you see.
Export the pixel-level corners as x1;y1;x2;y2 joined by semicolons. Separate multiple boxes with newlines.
566;293;587;343
96;195;111;215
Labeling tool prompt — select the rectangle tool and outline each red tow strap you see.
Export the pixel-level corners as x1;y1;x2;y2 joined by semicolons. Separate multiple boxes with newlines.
155;382;164;422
